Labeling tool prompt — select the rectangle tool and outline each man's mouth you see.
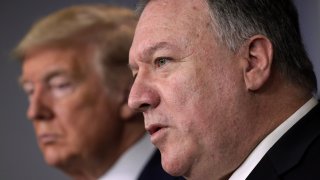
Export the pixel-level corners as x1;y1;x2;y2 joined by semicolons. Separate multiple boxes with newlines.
146;124;166;136
38;133;59;145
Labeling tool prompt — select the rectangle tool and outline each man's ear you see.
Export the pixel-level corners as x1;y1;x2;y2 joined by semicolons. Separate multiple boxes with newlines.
241;35;273;91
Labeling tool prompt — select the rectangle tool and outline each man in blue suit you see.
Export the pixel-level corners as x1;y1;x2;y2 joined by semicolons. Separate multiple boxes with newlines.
15;4;182;180
128;0;319;179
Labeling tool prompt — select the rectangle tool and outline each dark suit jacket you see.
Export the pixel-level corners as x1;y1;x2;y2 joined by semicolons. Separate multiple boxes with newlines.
138;150;185;180
247;102;320;180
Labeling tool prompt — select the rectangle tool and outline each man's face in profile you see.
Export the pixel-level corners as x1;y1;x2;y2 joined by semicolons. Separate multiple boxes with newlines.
129;0;249;178
20;46;125;167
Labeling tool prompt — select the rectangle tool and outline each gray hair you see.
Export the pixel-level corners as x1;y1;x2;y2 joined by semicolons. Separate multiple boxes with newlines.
136;0;317;94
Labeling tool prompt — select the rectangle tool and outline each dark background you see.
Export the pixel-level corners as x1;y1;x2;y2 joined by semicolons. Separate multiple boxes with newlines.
0;0;318;179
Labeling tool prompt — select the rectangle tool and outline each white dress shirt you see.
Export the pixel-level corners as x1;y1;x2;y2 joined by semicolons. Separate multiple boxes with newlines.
229;97;318;180
99;134;156;180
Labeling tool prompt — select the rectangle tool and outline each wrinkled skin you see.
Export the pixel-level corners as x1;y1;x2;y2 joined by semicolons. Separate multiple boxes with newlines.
21;46;128;177
128;0;261;179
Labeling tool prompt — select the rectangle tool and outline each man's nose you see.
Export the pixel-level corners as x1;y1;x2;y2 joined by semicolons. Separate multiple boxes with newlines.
27;87;54;121
128;74;160;112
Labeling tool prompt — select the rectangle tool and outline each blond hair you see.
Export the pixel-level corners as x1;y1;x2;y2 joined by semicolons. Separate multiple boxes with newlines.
14;4;136;58
15;4;137;92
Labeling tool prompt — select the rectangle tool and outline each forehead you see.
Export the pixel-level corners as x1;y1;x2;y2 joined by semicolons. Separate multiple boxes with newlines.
130;0;213;60
139;0;210;24
21;47;90;82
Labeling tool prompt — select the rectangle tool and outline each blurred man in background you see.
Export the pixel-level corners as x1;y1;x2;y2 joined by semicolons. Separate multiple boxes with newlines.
14;4;182;180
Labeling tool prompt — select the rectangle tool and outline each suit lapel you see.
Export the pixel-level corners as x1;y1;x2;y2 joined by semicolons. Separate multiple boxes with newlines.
247;103;320;179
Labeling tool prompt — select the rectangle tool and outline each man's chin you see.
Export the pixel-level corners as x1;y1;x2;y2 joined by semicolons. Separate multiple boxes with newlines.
161;154;186;177
42;147;67;167
44;154;63;167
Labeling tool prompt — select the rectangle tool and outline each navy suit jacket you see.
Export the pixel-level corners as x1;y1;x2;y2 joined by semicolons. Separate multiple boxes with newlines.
138;150;185;180
247;102;320;180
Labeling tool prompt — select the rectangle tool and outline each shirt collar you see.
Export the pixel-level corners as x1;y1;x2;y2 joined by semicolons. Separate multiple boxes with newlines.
229;97;318;180
99;134;155;180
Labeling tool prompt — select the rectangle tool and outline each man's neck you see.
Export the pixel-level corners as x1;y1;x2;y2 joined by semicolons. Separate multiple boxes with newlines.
61;152;121;180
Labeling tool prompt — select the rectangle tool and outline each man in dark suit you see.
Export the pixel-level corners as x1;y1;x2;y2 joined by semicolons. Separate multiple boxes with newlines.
127;0;319;179
246;102;320;180
15;4;182;180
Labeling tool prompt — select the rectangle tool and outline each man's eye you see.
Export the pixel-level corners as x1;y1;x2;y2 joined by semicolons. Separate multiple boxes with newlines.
51;82;73;97
49;77;74;98
155;57;172;68
53;82;71;89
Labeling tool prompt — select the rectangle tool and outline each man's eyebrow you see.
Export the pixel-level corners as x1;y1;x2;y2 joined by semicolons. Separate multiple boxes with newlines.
129;41;178;70
43;70;69;83
142;41;177;57
19;70;69;86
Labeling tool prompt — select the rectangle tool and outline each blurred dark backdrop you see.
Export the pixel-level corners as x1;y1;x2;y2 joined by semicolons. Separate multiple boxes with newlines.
0;0;318;179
